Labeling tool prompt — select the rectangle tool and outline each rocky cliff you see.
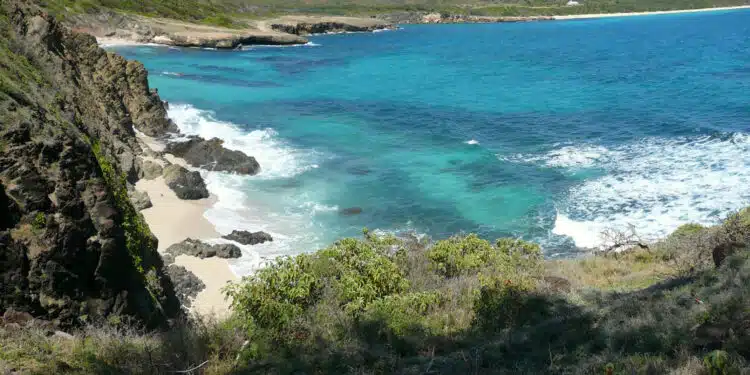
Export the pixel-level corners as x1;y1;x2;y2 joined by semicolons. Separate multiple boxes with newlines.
0;0;180;328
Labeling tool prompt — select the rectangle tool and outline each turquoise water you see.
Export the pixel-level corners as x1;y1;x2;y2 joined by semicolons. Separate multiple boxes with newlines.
112;9;750;274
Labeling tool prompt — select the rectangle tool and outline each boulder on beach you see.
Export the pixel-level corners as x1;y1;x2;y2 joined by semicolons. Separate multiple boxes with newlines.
165;136;260;175
138;159;163;180
222;230;273;245
162;164;209;200
166;238;242;259
166;265;205;308
128;188;152;211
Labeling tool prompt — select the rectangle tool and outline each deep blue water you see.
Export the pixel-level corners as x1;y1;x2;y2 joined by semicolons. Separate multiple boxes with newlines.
112;9;750;274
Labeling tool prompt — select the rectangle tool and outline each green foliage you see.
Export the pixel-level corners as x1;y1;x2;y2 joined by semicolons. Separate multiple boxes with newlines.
705;350;730;375
427;234;542;278
669;223;707;239
472;273;542;332
427;234;497;277
32;212;46;230
226;235;408;334
362;291;444;336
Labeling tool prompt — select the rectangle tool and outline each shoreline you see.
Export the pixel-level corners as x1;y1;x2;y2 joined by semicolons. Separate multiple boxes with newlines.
135;135;238;318
551;5;750;20
91;5;750;49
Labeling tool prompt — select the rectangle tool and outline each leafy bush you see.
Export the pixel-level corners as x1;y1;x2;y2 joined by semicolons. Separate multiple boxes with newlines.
426;234;498;277
226;235;409;334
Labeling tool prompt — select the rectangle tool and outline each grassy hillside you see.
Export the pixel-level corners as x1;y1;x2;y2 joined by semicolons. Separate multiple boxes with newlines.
36;0;750;24
3;210;750;374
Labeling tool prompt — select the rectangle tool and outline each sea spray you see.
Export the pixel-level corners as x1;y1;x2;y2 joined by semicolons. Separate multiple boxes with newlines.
539;134;750;248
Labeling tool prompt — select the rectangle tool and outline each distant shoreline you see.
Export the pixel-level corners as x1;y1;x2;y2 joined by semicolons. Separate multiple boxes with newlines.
551;5;750;20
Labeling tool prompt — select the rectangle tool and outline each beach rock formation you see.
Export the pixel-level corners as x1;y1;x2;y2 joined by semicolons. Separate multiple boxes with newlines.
166;239;242;259
138;159;163;180
65;10;308;49
165;137;260;175
0;0;180;327
222;230;273;245
270;16;394;35
166;265;205;308
162;165;209;200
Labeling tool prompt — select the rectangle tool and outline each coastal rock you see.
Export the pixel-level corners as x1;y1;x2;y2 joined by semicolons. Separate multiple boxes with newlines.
165;137;260;175
138;159;163;180
269;16;394;35
166;265;205;308
66;11;308;49
222;230;273;245
0;0;180;328
127;186;153;211
339;207;363;216
166;239;242;259
161;253;176;266
162;165;209;200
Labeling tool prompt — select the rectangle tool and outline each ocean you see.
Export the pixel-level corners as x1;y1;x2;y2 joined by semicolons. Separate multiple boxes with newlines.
111;9;750;275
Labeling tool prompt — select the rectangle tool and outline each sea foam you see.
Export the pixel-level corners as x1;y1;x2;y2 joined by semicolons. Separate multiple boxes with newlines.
168;104;316;179
539;134;750;248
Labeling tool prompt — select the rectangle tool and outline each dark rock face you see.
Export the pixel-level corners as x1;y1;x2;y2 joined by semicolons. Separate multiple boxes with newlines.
339;207;363;216
0;0;179;328
166;239;242;259
162;165;209;200
166;265;205;308
165;137;260;175
222;230;273;246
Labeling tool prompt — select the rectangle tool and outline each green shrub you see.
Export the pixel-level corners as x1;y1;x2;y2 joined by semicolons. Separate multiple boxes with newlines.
226;236;409;333
226;253;320;331
427;235;543;278
32;212;46;230
363;291;443;336
427;234;497;277
704;350;730;375
669;223;707;239
472;272;546;332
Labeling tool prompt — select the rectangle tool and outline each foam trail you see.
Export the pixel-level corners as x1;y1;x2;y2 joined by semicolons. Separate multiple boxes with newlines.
465;139;480;145
502;134;750;248
242;42;321;50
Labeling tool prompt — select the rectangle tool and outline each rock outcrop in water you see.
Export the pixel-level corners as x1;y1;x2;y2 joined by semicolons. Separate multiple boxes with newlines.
165;136;260;175
0;0;180;327
222;230;273;245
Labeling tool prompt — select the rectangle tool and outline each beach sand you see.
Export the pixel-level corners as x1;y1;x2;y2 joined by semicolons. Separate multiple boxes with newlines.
553;5;750;20
135;138;238;318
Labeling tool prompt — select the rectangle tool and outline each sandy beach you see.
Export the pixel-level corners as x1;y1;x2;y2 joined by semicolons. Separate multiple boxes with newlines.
135;137;239;318
552;5;750;20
